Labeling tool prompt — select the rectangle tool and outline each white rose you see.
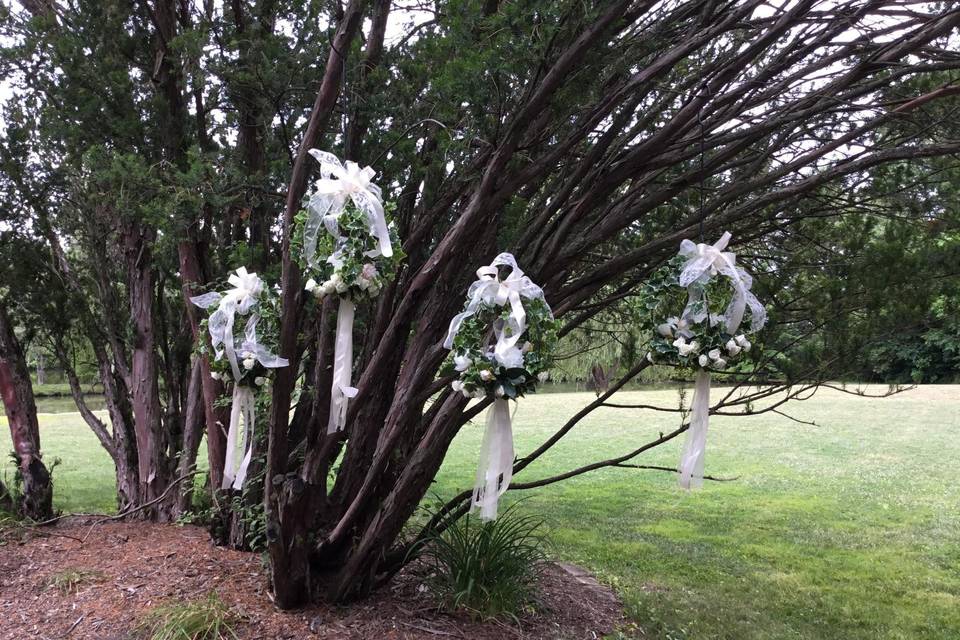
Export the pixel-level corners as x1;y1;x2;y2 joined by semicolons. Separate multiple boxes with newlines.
356;277;370;291
451;380;464;392
254;376;266;386
725;339;741;356
521;341;533;353
479;370;494;381
698;354;709;367
461;388;472;398
496;346;525;369
735;334;751;351
708;349;721;361
537;371;550;383
304;278;318;292
242;358;256;370
361;263;378;280
657;323;673;338
713;357;727;369
674;338;699;357
210;371;220;381
454;354;472;372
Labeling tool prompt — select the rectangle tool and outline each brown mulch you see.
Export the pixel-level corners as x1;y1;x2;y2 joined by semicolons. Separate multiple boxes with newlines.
0;518;626;639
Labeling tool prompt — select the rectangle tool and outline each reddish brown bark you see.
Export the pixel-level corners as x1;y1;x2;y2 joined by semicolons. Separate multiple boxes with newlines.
123;222;175;521
0;303;52;521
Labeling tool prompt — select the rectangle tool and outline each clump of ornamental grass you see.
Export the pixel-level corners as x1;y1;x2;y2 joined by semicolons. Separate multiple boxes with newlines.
45;567;105;594
135;592;238;640
422;503;547;622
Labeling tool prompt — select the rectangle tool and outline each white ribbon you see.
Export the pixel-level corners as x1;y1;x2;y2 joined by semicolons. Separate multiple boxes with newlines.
223;386;255;490
678;370;711;489
443;253;547;366
190;267;265;380
674;232;766;490
327;298;359;434
472;398;514;521
190;268;288;490
678;231;766;335
304;149;392;269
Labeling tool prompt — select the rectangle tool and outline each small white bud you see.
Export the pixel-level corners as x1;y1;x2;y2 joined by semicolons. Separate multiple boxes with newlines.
242;358;256;370
479;370;494;381
254;376;266;386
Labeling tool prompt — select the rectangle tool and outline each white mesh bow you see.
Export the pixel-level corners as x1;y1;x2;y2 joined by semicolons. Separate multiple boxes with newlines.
678;231;766;335
443;253;548;366
303;149;392;269
190;267;266;380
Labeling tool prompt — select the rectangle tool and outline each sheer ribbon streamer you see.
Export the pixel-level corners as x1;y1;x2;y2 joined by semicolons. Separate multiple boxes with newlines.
472;398;514;521
327;298;359;434
223;386;255;490
675;232;765;489
678;370;711;490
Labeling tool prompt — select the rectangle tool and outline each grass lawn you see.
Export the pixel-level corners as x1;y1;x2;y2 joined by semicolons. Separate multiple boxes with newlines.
3;385;959;639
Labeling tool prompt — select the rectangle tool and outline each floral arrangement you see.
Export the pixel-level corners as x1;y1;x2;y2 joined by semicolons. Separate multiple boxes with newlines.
442;253;559;400
295;150;404;302
640;239;765;372
191;267;288;490
191;267;287;389
637;232;767;490
443;253;558;520
293;150;405;433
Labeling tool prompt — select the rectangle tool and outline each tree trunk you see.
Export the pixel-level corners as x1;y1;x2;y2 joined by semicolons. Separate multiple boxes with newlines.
0;303;53;521
175;358;206;513
123;222;176;521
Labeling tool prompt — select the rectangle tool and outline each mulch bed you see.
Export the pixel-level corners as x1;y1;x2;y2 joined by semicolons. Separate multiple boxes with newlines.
0;518;626;639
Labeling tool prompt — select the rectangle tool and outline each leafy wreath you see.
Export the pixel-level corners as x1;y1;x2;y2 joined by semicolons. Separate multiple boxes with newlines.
192;267;287;389
442;254;559;400
640;233;767;371
295;150;404;301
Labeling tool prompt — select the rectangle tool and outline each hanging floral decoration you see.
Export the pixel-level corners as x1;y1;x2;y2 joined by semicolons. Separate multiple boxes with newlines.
295;150;404;434
639;232;767;489
442;253;559;520
191;267;288;490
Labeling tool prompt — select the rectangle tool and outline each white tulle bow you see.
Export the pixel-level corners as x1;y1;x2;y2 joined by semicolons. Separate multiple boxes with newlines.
678;231;766;335
443;253;547;366
190;267;267;380
303;149;392;269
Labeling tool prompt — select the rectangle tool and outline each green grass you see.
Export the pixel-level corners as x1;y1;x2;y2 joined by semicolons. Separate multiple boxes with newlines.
3;385;959;639
135;591;238;640
44;567;106;594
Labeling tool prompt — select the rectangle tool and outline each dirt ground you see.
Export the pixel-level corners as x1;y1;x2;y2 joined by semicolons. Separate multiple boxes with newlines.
0;518;626;639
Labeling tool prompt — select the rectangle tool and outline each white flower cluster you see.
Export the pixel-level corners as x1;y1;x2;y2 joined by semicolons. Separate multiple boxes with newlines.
304;262;381;300
210;368;269;387
449;342;550;399
667;333;751;370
